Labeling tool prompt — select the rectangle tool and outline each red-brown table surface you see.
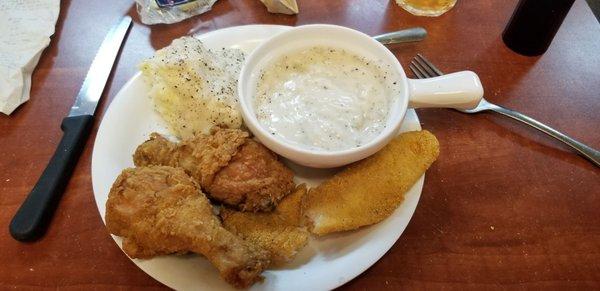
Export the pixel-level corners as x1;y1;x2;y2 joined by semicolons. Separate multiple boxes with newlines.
1;0;599;289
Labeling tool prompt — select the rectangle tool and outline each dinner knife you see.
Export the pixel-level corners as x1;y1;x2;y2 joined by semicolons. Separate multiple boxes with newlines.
9;16;133;241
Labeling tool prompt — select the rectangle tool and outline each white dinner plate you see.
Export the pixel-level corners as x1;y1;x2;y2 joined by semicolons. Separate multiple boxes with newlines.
91;25;424;291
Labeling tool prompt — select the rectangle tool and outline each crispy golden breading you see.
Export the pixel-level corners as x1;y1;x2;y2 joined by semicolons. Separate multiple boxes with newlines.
221;185;309;266
209;140;295;212
305;130;440;236
133;128;248;187
105;166;270;288
133;129;295;212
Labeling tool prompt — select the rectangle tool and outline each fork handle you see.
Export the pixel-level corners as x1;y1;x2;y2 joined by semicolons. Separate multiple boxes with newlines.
488;104;600;167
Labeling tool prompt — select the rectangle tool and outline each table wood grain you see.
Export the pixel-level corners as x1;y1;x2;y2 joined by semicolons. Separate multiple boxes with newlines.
1;0;599;289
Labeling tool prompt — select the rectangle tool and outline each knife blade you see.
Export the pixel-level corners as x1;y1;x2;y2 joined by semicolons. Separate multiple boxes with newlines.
9;16;132;241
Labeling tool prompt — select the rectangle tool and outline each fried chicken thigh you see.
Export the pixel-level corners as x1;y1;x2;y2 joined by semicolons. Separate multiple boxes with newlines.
133;129;295;212
208;139;295;212
133;129;249;187
105;166;270;288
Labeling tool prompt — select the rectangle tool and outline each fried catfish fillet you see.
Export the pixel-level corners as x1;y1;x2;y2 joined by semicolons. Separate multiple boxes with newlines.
105;166;269;288
221;185;309;266
133;128;295;211
305;130;440;235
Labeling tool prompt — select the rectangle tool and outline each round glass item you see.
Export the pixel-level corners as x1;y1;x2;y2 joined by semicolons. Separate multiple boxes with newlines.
396;0;457;16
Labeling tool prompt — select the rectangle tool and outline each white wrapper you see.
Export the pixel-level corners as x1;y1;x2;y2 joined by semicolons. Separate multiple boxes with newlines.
136;0;218;25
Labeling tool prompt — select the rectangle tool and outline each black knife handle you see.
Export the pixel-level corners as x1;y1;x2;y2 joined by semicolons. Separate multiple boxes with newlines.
9;115;94;241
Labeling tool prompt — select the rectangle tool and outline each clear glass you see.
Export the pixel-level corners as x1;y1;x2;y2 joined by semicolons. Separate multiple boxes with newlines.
395;0;457;17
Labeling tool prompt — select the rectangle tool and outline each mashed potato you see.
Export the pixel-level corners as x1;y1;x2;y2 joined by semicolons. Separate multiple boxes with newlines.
140;37;244;139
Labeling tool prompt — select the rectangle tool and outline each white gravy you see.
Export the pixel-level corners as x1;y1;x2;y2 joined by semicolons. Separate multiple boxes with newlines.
254;46;398;151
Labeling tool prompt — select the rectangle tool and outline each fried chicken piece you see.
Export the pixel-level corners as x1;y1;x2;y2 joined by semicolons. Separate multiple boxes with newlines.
133;128;248;187
105;166;270;288
208;139;295;212
305;130;440;236
133;129;295;212
221;185;309;266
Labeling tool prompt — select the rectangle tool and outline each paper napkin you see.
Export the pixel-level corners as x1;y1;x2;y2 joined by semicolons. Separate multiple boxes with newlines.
0;0;60;115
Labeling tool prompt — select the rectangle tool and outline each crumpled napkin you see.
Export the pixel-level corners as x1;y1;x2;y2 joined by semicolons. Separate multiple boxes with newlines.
259;0;299;15
0;0;60;115
136;0;218;25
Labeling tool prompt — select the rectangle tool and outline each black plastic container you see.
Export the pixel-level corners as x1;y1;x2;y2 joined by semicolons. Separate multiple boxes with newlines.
502;0;575;56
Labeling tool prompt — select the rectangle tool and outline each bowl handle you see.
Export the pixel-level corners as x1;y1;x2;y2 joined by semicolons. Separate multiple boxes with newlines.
407;71;483;109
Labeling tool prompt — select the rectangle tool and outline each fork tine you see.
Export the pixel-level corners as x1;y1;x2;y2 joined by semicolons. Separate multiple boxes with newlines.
414;56;439;77
416;54;444;76
410;62;428;78
410;59;432;78
409;64;426;79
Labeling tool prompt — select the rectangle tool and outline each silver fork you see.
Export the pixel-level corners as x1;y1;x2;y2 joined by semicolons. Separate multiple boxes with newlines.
408;54;600;167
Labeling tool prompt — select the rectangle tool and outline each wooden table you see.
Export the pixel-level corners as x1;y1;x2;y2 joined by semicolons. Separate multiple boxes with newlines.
1;0;599;289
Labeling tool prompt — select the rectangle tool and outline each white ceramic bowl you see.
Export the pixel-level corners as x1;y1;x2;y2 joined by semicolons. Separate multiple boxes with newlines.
238;24;483;168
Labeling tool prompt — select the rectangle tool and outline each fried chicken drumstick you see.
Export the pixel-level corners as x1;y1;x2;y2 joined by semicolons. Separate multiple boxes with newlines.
133;128;295;212
105;166;270;288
